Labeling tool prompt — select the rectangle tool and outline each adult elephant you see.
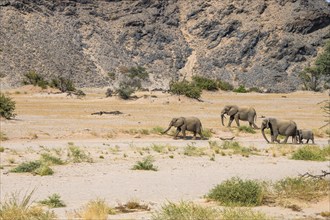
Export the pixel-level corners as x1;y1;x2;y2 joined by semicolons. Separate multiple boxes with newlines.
261;118;297;144
221;105;258;128
163;117;204;139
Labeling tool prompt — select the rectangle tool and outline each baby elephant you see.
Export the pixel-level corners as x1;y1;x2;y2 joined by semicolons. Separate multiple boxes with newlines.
163;117;204;139
296;129;315;144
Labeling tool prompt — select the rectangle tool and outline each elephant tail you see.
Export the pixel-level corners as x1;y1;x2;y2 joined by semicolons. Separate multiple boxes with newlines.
254;113;257;123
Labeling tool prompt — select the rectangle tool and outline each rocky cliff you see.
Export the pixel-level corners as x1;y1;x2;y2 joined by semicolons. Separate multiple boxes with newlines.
0;0;329;92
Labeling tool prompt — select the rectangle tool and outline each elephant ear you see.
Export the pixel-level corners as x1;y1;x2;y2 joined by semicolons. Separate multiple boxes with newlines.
228;106;238;116
173;117;184;127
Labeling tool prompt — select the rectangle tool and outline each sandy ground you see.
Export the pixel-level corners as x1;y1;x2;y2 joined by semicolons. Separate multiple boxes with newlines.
0;86;329;219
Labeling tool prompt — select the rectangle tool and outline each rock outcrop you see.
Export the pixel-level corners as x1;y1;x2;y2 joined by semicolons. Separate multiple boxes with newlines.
0;0;329;92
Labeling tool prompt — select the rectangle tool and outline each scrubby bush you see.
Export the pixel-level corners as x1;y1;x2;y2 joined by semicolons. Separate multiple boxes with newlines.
105;88;113;97
10;160;54;176
183;144;205;157
22;71;48;89
116;84;135;100
169;80;202;99
238;125;256;134
70;199;114;219
132;156;158;171
40;153;64;165
39;194;66;208
0;93;16;119
34;164;54;176
192;76;218;91
50;77;75;92
0;191;56;220
217;80;234;91
233;85;248;93
0;132;9;141
67;145;93;163
220;208;269;220
127;66;149;80
291;145;327;161
207;177;264;206
274;177;328;201
152;201;220;220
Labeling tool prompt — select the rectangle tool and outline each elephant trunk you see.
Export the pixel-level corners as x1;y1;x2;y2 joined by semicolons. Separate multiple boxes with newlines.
261;127;270;143
162;125;172;134
221;114;226;126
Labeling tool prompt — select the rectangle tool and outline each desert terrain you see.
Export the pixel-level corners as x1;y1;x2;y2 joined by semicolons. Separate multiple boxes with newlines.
0;86;329;219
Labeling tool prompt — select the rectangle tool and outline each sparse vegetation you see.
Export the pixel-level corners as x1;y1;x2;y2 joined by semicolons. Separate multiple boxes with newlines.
34;164;54;176
10;160;54;176
183;144;205;157
291;145;328;161
220;207;270;220
0;93;16;119
0;146;4;152
238;125;256;134
39;194;66;208
0;190;56;220
207;177;265;206
217;80;234;91
299;40;330;91
70;198;115;220
150;126;165;135
201;128;213;138
132;156;158;171
221;141;254;157
152;201;220;220
116;84;135;100
67;145;93;163
115;199;149;213
40;153;64;165
273;177;328;202
169;80;202;99
22;71;48;89
191;76;218;91
50;77;75;93
233;85;248;93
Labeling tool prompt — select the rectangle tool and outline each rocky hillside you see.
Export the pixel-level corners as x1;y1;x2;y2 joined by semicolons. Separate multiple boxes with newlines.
0;0;329;92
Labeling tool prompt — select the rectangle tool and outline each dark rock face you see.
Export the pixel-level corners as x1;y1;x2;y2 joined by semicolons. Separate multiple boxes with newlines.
0;0;329;92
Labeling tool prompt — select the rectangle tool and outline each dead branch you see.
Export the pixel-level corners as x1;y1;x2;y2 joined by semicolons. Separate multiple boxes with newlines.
299;170;330;179
219;136;235;141
91;111;123;115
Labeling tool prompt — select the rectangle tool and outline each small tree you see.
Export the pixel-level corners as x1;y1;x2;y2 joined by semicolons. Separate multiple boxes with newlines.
300;41;330;91
22;71;48;89
50;77;75;93
0;93;16;119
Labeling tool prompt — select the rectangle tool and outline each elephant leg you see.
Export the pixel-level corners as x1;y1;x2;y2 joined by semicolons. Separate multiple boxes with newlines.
182;129;186;139
192;131;197;140
273;132;280;143
174;128;181;139
234;115;240;127
281;136;289;144
306;139;309;144
228;116;234;127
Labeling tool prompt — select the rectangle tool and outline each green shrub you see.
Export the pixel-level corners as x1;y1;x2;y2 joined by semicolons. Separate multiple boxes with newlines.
0;190;56;220
192;76;218;91
34;164;54;176
201;128;213;138
221;207;269;220
183;144;205;157
150;126;165;135
22;71;48;89
152;201;220;220
132;156;158;171
68;145;93;163
233;85;248;93
116;84;135;100
238;125;256;134
10;161;42;173
0;93;16;119
291;145;327;161
169;80;202;99
39;194;66;208
221;141;253;157
127;66;149;80
274;177;328;201
40;153;64;165
217;80;234;91
50;77;75;92
207;177;264;206
0;146;4;152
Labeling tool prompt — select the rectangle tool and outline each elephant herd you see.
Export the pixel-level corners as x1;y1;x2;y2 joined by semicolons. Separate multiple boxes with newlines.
163;105;315;144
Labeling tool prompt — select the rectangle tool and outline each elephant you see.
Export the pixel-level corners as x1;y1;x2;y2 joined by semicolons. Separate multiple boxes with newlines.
221;105;258;128
296;129;315;144
261;118;297;144
162;117;204;139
